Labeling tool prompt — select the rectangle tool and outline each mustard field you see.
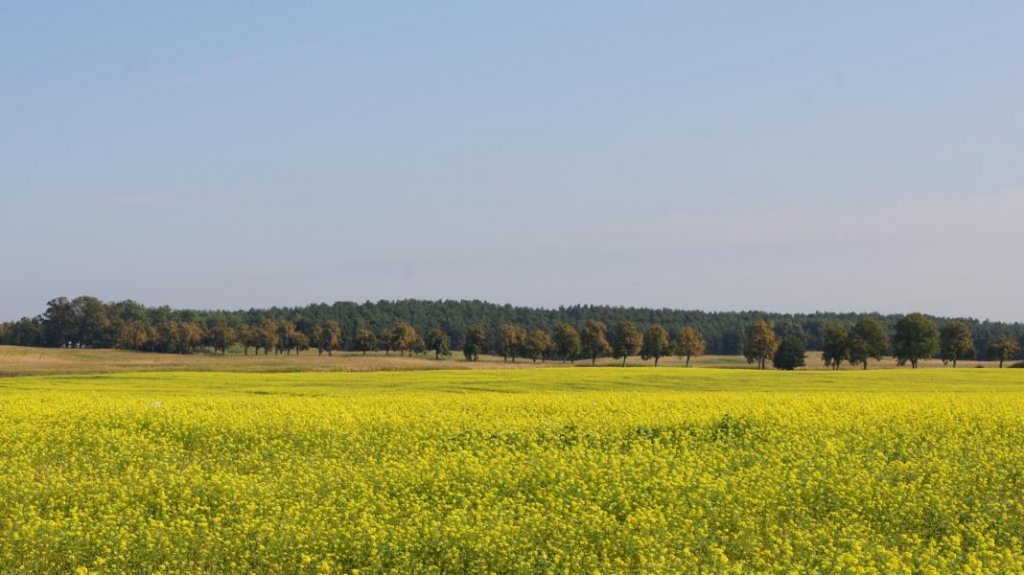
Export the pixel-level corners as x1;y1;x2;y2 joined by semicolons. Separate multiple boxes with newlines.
1;368;1023;574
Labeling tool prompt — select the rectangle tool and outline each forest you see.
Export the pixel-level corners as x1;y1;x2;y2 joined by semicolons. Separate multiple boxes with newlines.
1;296;1022;363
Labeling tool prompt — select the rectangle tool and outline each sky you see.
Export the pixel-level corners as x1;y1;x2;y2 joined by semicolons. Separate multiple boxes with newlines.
2;1;1023;322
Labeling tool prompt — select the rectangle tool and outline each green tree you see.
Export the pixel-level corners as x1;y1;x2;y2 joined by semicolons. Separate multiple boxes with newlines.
71;296;115;348
580;320;612;365
116;320;150;351
496;324;527;363
238;325;259;356
388;322;419;356
426;328;451;359
463;325;487;362
939;320;976;368
893;313;939;368
611;321;643;367
208;322;236;354
988;334;1021;368
821;324;849;370
743;320;779;370
292;331;310;355
312;321;342;356
525;329;552;363
773;336;806;370
675;326;706;367
353;328;376;355
552;324;581;363
847;318;889;370
42;297;76;347
275;321;302;355
258;320;279;355
640;324;672;366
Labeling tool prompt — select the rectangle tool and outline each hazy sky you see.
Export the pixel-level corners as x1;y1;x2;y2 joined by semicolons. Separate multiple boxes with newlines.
3;2;1023;321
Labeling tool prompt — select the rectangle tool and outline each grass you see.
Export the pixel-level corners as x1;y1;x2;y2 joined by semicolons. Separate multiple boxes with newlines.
0;345;1004;377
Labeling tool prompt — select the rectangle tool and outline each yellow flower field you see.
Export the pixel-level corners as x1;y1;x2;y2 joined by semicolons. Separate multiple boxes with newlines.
1;368;1022;574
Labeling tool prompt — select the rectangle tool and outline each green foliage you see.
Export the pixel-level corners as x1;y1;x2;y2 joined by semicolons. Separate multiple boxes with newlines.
940;320;976;368
552;324;581;363
387;322;420;356
773;336;807;370
311;321;342;356
675;326;706;367
821;324;849;370
847;318;889;370
639;325;672;366
4;296;1023;365
743;321;779;370
988;335;1021;368
496;324;527;363
611;322;643;367
352;328;376;356
462;326;487;362
893;313;940;368
426;328;451;360
580;320;612;365
524;329;552;363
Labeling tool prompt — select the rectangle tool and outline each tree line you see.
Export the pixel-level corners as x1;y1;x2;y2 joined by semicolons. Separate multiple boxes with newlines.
0;296;1021;367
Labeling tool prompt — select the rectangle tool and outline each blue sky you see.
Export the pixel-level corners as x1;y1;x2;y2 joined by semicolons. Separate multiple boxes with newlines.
3;2;1023;321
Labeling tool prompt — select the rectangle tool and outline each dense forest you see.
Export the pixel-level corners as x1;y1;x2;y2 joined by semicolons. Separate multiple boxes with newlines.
1;296;1022;362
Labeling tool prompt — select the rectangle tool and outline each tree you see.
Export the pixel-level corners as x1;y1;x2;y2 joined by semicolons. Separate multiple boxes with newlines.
71;296;115;348
275;321;301;355
821;324;849;370
353;328;376;355
496;324;527;363
238;325;260;356
640;325;672;366
292;331;310;355
773;336;806;370
893;313;939;368
116;320;150;351
208;322;236;354
611;321;643;367
988;335;1021;368
675;326;706;367
580;320;612;365
847;317;889;370
743;320;779;370
258;320;279;355
463;325;487;362
388;322;419;356
552;324;581;363
939;320;976;368
42;297;76;348
426;328;451;360
525;329;552;363
312;321;342;356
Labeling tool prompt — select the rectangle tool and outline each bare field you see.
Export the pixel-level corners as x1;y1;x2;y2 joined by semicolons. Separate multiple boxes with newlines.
0;345;1004;376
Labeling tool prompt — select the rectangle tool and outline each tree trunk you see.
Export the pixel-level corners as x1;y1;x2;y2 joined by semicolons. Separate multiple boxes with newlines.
952;358;957;368
622;356;627;367
685;355;691;367
1000;358;1004;368
654;356;659;367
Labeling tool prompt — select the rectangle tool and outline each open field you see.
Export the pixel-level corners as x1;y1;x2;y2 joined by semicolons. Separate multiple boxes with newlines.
2;368;1023;574
0;345;1005;377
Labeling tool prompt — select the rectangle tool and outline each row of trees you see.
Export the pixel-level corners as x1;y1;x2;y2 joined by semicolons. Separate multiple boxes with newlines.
1;297;1022;367
4;297;1023;359
743;314;1024;371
